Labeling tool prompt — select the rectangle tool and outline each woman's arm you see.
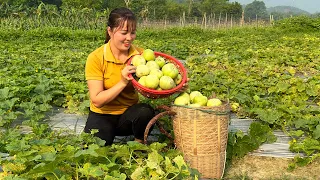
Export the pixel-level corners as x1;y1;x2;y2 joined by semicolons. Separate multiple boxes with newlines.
88;65;136;108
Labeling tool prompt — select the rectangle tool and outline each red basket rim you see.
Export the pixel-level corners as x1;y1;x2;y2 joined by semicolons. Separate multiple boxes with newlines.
127;51;187;96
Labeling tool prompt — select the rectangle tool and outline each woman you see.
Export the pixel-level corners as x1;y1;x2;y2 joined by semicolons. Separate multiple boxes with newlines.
84;7;155;145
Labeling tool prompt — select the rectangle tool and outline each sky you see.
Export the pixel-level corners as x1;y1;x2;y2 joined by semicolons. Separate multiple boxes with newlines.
229;0;320;14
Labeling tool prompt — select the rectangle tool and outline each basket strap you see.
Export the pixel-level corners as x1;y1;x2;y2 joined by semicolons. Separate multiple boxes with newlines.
156;121;173;140
156;105;171;111
143;110;176;144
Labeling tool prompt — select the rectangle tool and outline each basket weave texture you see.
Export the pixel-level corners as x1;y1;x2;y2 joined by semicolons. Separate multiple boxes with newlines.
171;103;230;179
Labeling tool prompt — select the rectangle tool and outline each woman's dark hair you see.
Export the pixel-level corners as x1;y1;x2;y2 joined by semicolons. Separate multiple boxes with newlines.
105;7;137;43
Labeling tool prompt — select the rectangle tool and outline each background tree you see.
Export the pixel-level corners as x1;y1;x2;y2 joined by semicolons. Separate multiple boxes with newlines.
61;0;103;9
102;0;125;10
187;0;193;16
194;0;242;20
314;12;320;17
42;0;62;9
130;0;149;22
244;0;268;21
199;0;228;15
165;0;187;21
0;0;40;7
189;2;202;19
148;0;167;21
0;0;243;22
226;2;242;19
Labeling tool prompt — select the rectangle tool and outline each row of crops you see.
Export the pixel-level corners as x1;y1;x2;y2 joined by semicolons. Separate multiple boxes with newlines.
0;16;320;179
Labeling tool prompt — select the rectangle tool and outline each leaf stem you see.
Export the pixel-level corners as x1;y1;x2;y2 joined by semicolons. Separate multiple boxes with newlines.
75;162;79;180
52;171;59;180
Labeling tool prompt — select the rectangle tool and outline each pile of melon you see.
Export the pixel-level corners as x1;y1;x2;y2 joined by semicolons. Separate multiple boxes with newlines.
174;91;223;107
131;49;183;90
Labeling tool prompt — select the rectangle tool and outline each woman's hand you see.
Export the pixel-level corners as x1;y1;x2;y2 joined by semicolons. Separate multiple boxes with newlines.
121;65;136;84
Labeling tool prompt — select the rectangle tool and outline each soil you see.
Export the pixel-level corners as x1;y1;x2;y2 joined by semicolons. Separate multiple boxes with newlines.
223;155;320;180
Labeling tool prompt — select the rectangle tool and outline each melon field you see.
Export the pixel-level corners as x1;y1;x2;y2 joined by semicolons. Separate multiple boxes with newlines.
0;15;320;179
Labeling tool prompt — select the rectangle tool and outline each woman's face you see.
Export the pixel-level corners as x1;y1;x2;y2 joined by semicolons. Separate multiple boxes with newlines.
108;20;136;52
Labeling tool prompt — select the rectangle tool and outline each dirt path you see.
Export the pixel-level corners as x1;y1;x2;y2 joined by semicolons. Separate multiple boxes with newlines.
224;155;320;180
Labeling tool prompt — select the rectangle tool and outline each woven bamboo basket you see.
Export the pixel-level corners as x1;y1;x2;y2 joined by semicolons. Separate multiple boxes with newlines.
171;102;230;179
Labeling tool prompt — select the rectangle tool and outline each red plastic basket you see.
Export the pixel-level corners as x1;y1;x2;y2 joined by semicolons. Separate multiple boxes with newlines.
127;51;187;99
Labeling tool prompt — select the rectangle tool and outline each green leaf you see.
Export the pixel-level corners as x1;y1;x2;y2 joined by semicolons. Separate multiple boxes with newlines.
130;167;145;180
293;156;313;167
74;144;99;157
294;118;309;129
38;103;51;112
233;135;257;157
34;84;47;94
2;162;27;174
31;154;42;161
127;141;149;151
112;144;130;160
173;155;191;177
249;122;277;144
253;108;283;124
296;82;306;92
3;175;27;180
253;95;260;101
276;81;291;93
306;87;318;96
58;175;68;180
163;149;183;160
0;87;10;100
25;161;59;176
104;173;126;180
313;125;320;139
78;163;104;178
149;142;167;151
147;150;164;169
1;98;19;110
5;139;31;153
290;130;305;137
164;157;179;173
235;130;245;138
173;155;186;170
41;152;57;162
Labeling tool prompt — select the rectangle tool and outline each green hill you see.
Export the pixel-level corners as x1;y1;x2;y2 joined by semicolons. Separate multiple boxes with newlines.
267;6;310;15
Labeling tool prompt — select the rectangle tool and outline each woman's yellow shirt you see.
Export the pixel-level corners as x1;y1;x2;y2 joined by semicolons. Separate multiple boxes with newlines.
85;42;143;115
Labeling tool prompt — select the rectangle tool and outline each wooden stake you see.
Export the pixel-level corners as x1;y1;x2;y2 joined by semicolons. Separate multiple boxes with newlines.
218;12;221;29
213;14;215;27
231;15;233;28
225;13;228;27
240;10;244;26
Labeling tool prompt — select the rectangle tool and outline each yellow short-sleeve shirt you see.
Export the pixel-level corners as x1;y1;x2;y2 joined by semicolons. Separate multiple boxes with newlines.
85;42;143;115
